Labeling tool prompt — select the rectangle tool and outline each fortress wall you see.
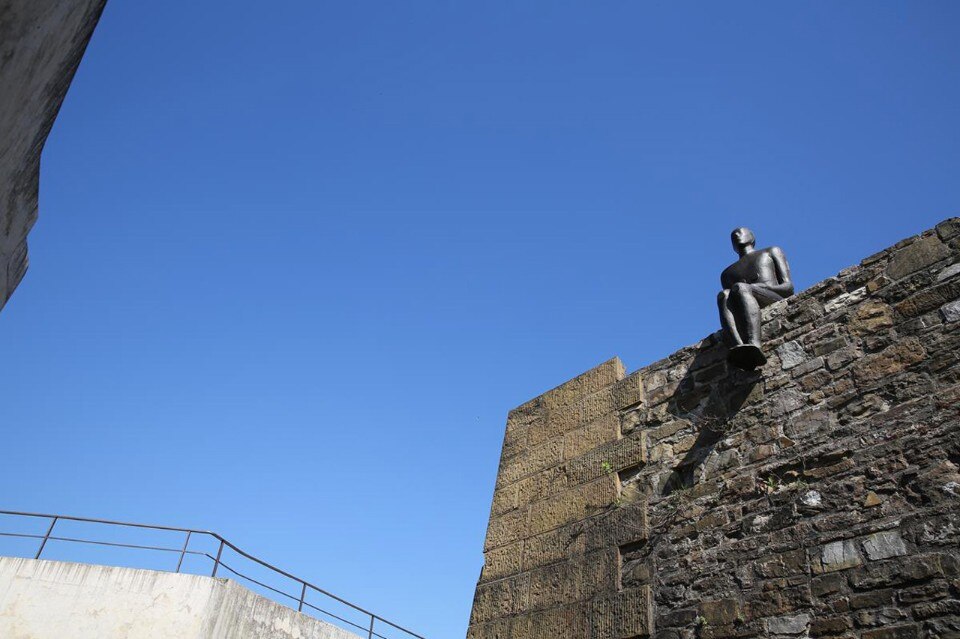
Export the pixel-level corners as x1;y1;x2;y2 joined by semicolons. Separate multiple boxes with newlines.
468;218;960;638
0;0;107;311
0;557;361;639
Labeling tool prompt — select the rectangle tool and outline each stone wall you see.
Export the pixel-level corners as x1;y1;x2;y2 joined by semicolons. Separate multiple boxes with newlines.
0;557;361;639
468;218;960;639
0;0;107;311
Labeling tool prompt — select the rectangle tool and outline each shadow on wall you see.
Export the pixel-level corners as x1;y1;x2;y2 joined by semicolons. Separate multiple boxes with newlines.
660;338;761;496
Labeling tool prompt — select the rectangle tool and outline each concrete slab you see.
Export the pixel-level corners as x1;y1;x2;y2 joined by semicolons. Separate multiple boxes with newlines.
0;556;362;639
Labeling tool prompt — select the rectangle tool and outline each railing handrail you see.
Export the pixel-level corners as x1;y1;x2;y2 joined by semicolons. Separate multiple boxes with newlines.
0;509;426;639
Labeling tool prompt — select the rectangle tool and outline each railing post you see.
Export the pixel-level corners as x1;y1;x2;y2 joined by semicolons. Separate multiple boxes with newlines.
297;582;307;612
211;539;225;577
367;615;375;639
176;531;192;573
34;517;58;560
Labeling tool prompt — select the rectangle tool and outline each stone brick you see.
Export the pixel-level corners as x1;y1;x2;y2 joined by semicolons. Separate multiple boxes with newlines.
852;338;926;385
785;409;837;439
861;625;920;639
613;372;644;409
849;588;894;609
490;484;518;517
791;355;825;378
887;235;952;280
698;598;741;626
563;413;620;461
754;549;808;578
567;431;646;486
818;540;862;573
849;301;895;336
507;397;543;431
862;530;908;561
514;464;567;506
516;602;590;638
825;286;868;313
895;278;960;318
937;217;960;240
498;439;563;486
809;615;852;636
527;475;617;537
766;612;810;635
941;300;960;323
540;358;625;411
480;540;524;582
466;617;513;639
777;341;808;370
527;402;580;446
591;586;653;639
912;599;960;620
522;524;585;571
849;555;945;589
580;387;618;426
810;573;845;597
470;572;529;624
825;346;859;371
484;507;528;551
525;560;581;611
937;262;960;282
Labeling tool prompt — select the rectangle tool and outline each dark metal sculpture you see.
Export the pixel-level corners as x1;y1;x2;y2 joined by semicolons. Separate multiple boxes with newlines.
717;227;794;370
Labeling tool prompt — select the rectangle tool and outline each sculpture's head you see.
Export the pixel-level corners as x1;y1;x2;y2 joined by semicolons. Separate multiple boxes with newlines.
731;227;756;256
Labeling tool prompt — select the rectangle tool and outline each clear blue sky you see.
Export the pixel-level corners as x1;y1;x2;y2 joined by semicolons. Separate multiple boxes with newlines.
1;2;959;637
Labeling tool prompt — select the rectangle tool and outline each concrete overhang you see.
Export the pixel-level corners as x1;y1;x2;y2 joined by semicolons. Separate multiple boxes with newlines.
0;0;107;311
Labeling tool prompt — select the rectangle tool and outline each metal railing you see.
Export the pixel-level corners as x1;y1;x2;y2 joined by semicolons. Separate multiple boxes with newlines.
0;509;425;639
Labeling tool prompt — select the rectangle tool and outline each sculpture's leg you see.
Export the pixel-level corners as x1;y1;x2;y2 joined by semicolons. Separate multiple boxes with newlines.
717;290;743;346
729;283;761;346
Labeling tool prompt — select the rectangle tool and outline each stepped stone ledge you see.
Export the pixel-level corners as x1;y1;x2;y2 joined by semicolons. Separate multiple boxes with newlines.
468;217;960;639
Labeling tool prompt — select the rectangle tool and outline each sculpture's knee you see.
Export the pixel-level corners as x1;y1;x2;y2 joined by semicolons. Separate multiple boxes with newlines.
717;290;729;307
731;282;752;297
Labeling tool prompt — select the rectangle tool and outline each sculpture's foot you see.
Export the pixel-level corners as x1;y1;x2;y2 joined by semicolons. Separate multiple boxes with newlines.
728;344;767;371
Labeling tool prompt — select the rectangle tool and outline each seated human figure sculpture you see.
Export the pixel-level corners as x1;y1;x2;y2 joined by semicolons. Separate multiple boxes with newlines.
717;227;794;370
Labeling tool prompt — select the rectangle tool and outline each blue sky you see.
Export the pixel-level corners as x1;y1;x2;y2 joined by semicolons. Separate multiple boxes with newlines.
1;2;959;637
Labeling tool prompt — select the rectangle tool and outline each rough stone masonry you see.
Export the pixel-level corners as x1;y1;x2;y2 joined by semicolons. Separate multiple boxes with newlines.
467;218;960;639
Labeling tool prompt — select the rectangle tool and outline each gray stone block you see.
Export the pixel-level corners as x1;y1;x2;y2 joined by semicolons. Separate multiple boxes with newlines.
862;531;908;561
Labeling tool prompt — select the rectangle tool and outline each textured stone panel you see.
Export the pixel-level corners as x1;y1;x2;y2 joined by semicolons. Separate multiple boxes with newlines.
469;218;960;639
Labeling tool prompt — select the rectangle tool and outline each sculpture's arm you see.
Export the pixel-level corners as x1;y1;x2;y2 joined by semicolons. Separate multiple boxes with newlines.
769;246;795;297
719;269;734;292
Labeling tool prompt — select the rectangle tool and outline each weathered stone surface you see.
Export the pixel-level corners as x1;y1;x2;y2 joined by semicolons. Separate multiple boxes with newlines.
766;612;810;635
591;587;652;639
698;598;741;625
895;277;960;317
936;262;960;282
563;414;620;461
941;300;960;323
777;341;807;370
528;475;617;536
469;218;960;639
937;217;960;240
612;372;644;410
886;235;952;280
852;338;926;385
862;531;908;561
849;300;895;336
480;541;524;582
819;540;863;573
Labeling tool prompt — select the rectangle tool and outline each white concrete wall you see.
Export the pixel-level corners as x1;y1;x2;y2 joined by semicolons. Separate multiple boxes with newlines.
0;557;362;639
